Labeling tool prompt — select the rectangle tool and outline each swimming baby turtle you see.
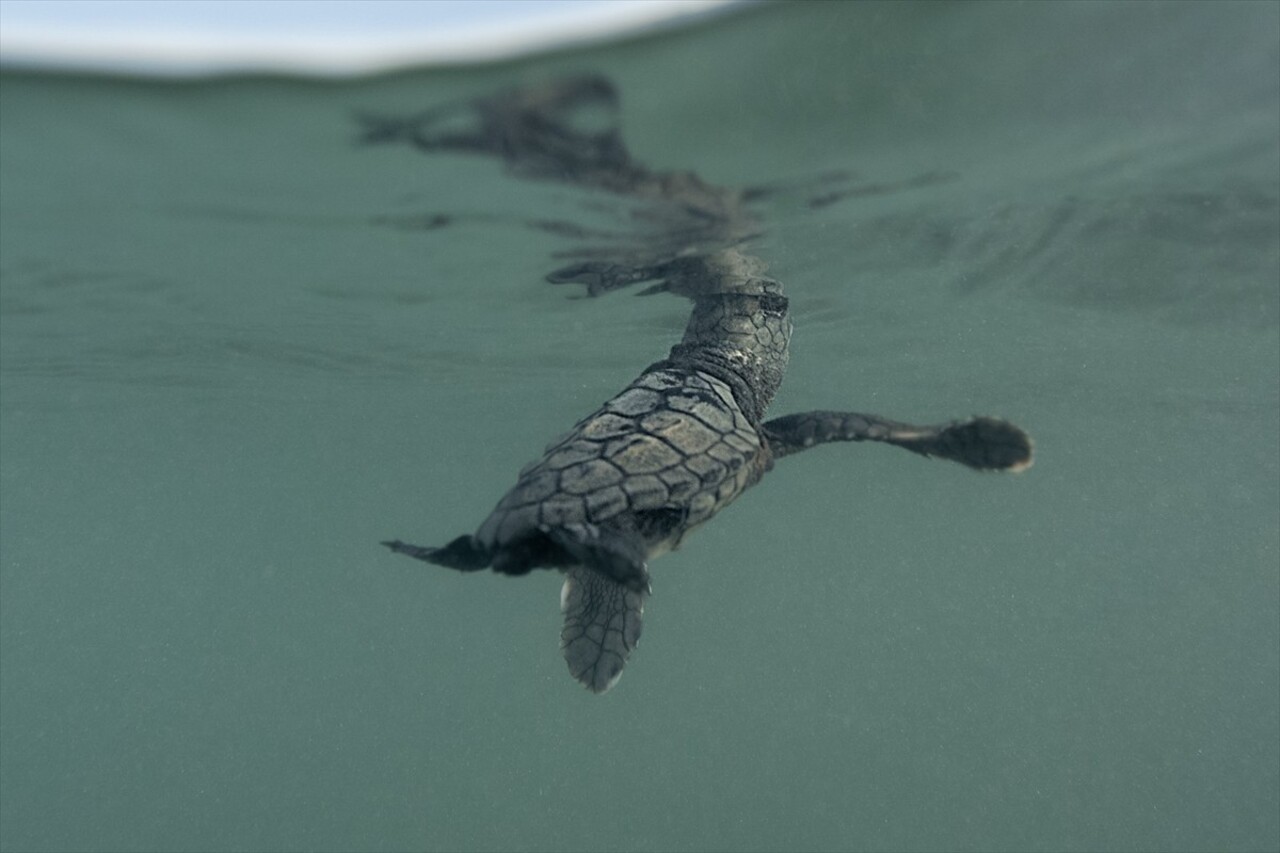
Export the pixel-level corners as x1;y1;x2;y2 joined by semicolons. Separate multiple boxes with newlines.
374;78;1033;693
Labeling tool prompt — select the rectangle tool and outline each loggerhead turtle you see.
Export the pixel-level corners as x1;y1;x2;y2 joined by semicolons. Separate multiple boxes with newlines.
374;77;1033;693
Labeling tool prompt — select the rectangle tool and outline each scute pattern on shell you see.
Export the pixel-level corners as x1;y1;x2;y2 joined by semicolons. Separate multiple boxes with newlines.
475;368;768;555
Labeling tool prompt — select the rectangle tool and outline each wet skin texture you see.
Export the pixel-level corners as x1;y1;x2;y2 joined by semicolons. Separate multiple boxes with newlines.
371;77;1033;693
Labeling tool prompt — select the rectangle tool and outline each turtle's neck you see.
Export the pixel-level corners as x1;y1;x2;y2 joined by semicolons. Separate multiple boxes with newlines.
647;251;792;425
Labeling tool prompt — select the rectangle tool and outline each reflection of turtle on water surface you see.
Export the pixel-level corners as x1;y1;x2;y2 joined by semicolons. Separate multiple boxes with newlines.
369;77;1033;693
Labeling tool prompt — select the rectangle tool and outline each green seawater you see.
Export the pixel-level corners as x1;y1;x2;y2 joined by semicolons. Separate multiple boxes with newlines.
1;2;1277;851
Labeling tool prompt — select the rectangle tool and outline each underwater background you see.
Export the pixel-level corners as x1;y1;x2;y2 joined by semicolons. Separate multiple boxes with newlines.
1;2;1277;851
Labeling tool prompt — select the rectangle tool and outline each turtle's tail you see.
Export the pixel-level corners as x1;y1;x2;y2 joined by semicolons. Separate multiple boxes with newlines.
560;567;646;694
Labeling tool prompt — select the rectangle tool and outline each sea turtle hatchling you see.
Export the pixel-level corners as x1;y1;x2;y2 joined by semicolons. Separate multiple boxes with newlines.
382;255;1032;694
375;78;1033;693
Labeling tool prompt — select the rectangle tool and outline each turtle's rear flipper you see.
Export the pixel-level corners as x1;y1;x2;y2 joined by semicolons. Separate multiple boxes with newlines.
560;567;646;694
382;535;491;571
542;523;651;593
762;412;1033;472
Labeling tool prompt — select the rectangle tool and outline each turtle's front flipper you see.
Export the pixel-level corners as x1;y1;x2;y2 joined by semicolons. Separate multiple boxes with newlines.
762;412;1033;472
560;567;646;694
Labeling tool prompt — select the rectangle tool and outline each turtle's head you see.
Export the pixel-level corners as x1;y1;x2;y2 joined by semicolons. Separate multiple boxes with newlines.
668;278;792;422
